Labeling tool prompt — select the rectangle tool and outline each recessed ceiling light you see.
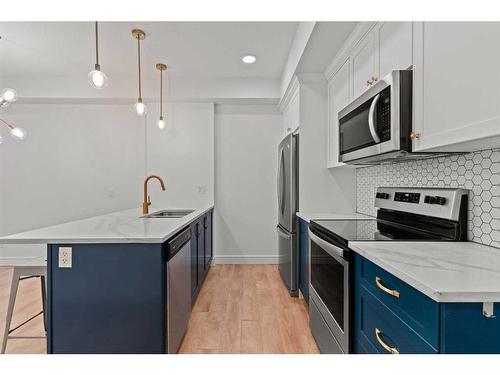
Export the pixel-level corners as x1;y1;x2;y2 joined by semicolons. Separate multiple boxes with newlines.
242;55;257;64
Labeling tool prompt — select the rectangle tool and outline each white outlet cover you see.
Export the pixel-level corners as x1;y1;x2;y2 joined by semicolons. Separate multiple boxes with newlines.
58;247;72;268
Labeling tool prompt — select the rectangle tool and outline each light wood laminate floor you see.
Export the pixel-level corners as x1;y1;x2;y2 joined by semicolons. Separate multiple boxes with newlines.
0;267;46;354
0;264;318;354
179;264;319;354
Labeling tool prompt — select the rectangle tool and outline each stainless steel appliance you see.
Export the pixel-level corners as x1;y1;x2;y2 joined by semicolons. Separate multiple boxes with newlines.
277;132;299;296
338;70;453;165
309;187;468;353
166;227;192;353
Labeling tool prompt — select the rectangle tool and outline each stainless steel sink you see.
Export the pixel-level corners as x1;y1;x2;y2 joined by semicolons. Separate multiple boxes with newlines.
142;209;195;218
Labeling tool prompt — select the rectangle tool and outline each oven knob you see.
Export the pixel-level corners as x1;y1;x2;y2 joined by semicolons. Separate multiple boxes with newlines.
377;193;389;199
424;195;436;204
436;196;447;205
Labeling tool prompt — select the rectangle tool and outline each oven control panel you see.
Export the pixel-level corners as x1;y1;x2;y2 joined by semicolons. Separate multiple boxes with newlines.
374;187;468;221
394;192;421;204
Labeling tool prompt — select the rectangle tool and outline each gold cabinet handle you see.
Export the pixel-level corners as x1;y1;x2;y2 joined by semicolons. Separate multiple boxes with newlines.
375;277;400;298
375;328;399;354
410;132;421;140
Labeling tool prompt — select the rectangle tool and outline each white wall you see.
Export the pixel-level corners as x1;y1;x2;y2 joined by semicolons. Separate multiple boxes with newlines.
0;101;214;258
0;103;145;237
145;102;214;208
298;79;357;213
214;104;283;263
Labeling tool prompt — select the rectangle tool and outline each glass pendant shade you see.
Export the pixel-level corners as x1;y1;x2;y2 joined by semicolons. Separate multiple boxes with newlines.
10;127;27;140
158;117;165;130
88;68;108;89
0;88;18;107
134;101;147;116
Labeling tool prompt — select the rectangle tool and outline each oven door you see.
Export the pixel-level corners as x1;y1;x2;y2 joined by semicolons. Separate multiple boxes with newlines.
309;228;350;353
338;70;407;163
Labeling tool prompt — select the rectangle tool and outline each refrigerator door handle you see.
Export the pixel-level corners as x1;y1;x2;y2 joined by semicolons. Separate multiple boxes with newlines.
277;225;291;240
278;149;285;215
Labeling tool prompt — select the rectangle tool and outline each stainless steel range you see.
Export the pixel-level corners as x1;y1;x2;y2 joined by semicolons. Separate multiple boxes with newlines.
308;187;468;353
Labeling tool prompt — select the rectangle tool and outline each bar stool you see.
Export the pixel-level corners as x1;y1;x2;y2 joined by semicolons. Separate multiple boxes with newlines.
1;256;47;354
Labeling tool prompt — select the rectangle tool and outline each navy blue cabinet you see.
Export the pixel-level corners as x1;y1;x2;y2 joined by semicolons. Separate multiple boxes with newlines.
48;208;214;354
354;254;500;354
204;212;213;270
190;209;214;300
298;219;309;304
47;243;165;354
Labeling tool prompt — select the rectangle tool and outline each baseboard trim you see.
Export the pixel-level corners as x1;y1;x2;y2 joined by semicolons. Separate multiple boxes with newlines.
213;255;278;265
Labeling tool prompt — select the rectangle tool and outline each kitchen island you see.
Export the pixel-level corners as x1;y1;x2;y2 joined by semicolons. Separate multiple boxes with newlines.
0;205;214;354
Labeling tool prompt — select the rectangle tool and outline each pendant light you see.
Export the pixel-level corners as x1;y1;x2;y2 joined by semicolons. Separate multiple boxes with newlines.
0;117;27;141
132;29;147;116
156;63;167;129
0;88;18;108
88;22;108;89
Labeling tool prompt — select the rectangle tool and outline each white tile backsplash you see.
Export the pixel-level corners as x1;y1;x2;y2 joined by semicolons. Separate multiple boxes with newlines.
356;148;500;248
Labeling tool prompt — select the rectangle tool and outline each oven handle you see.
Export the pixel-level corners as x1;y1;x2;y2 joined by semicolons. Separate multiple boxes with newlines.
308;229;347;265
368;93;381;144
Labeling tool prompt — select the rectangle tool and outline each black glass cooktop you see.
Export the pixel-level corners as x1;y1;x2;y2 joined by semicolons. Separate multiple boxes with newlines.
310;218;442;243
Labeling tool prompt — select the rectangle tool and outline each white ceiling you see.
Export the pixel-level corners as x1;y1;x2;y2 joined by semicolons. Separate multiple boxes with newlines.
297;22;357;73
0;22;298;99
0;22;298;78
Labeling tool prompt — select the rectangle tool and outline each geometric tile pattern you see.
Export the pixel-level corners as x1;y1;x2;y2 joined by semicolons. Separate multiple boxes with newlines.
356;148;500;248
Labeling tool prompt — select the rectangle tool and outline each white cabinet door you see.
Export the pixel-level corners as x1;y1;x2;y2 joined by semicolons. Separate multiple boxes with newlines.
377;22;413;79
413;22;500;152
327;59;350;168
351;29;378;99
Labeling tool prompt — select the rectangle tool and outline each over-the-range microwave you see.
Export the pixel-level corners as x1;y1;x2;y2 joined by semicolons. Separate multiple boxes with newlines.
338;70;454;165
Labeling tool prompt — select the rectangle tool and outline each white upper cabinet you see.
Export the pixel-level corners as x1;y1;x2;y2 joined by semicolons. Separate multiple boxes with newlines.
327;59;350;168
412;22;500;152
351;29;378;99
377;22;413;78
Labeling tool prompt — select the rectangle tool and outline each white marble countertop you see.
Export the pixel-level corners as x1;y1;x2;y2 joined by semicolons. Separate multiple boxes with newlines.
297;211;374;223
0;205;214;245
350;241;500;303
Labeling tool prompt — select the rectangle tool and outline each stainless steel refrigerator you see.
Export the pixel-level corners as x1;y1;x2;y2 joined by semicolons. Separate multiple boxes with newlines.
277;132;299;297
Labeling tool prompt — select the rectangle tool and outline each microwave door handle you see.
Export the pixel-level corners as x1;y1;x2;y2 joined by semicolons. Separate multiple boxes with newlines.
368;93;381;143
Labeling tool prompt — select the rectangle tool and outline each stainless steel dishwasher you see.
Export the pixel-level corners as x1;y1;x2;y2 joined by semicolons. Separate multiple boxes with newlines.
166;227;192;353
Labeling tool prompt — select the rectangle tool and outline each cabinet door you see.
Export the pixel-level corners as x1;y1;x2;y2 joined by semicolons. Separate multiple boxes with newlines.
327;59;350;168
351;29;378;99
377;22;413;79
203;212;212;269
197;220;205;284
413;22;500;152
191;222;198;297
298;219;309;303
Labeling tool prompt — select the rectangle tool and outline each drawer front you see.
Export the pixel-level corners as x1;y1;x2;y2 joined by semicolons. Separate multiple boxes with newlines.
356;285;437;354
355;254;438;347
309;297;344;354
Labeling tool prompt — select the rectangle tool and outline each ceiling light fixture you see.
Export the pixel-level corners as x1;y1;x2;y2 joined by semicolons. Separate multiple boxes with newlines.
0;88;18;108
132;29;147;117
88;22;108;89
0;117;27;141
242;55;257;64
156;63;167;130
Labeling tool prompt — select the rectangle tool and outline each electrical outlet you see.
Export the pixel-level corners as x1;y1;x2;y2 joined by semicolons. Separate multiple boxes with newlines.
58;247;72;268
